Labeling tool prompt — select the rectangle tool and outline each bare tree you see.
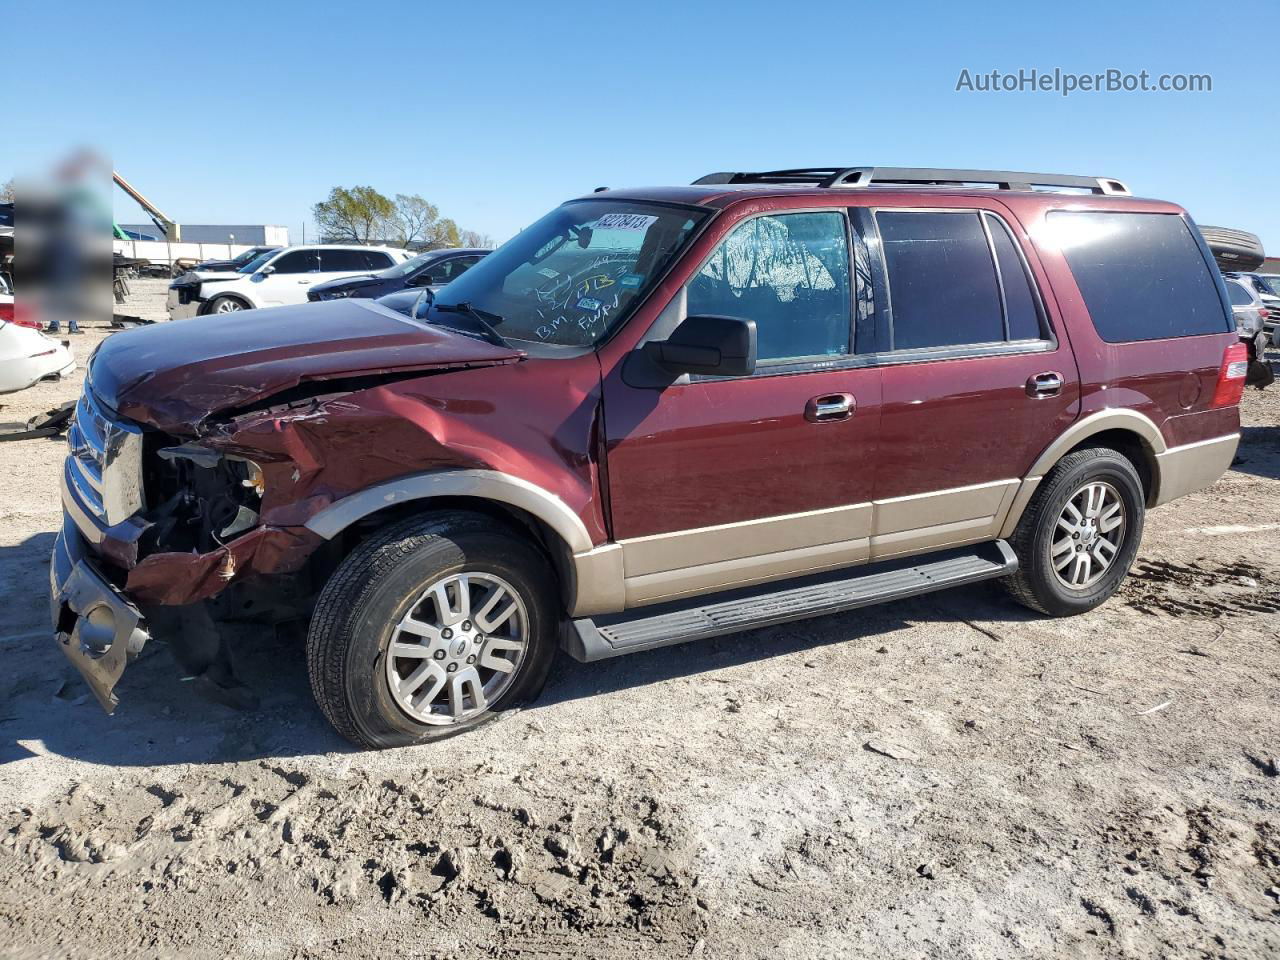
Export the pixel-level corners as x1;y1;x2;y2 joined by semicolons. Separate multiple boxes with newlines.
312;186;396;244
458;229;495;248
0;179;14;203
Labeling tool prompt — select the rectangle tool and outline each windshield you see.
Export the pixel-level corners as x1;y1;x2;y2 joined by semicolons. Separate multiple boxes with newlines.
237;251;277;274
233;247;266;265
380;252;437;279
1254;275;1280;297
431;199;709;347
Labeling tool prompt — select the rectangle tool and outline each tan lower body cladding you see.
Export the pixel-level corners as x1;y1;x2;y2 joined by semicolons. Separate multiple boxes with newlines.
616;479;1020;607
565;431;1239;617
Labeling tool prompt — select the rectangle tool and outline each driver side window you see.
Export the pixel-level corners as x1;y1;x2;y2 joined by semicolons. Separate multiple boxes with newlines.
686;212;851;363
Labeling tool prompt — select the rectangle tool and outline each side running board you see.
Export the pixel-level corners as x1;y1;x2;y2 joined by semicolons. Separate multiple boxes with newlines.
563;541;1018;663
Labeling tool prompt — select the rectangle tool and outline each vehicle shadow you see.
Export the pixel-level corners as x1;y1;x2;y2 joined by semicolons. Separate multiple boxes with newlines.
0;523;351;769
1231;424;1280;482
0;612;352;769
3;568;1036;769
535;581;1041;711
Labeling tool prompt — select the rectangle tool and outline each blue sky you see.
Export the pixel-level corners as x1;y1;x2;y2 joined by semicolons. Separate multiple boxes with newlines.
7;0;1277;249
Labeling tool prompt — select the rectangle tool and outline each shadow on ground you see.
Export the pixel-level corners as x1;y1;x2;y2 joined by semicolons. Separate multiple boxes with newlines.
2;564;1037;770
1232;424;1280;482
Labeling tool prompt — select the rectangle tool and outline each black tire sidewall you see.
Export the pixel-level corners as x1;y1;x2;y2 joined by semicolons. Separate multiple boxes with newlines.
1025;453;1145;615
339;527;556;749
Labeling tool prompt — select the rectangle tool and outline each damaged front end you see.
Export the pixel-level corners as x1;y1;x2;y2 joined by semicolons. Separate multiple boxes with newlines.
129;438;322;606
53;409;324;712
52;302;535;713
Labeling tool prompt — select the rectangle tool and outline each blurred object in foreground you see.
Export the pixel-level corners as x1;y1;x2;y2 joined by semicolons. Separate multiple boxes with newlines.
14;149;115;332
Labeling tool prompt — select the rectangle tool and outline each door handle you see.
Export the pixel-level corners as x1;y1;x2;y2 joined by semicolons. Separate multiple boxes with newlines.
805;393;855;422
1026;372;1064;398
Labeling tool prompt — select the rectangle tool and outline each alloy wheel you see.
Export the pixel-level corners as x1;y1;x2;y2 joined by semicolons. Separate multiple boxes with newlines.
383;572;529;725
1051;481;1126;589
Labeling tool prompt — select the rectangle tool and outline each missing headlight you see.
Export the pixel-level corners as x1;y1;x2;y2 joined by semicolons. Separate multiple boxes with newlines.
146;443;266;554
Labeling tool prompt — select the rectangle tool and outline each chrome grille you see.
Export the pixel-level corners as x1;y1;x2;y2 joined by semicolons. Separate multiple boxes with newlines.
65;388;144;527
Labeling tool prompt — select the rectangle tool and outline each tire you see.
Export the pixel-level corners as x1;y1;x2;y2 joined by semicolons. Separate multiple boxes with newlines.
1002;448;1146;616
205;295;249;315
306;512;559;749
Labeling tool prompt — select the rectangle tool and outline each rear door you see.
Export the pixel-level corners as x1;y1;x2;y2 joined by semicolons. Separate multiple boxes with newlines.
319;248;392;282
602;207;884;607
858;203;1081;559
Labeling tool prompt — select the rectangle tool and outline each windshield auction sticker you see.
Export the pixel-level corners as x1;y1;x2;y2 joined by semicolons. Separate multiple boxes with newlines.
593;213;658;231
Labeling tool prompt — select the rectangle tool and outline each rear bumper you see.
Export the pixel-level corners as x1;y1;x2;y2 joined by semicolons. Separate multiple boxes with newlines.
50;516;149;713
1152;433;1240;506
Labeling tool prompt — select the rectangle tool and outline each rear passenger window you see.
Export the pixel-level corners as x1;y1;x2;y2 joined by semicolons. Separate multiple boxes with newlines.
270;250;320;274
1227;281;1253;306
687;212;851;363
1046;211;1231;342
877;211;1004;349
985;214;1044;341
321;250;375;272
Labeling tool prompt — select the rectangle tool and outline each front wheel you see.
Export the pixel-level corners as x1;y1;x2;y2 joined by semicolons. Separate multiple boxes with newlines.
206;295;248;314
1003;448;1146;616
306;512;559;749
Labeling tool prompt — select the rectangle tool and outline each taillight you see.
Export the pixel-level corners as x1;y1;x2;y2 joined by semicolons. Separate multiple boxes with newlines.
1211;341;1249;408
1260;307;1270;321
0;302;11;323
10;302;41;329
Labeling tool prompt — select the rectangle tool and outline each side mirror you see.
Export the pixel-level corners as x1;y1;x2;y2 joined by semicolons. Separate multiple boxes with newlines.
642;315;756;378
259;265;276;275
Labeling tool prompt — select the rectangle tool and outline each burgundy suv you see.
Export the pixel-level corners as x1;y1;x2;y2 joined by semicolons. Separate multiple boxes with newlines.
52;167;1248;749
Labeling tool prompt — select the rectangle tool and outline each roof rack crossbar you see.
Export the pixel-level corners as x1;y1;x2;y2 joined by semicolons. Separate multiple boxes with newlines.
693;167;1129;195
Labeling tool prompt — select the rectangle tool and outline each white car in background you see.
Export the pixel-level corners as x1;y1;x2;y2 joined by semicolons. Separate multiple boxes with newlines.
0;281;76;393
166;244;415;320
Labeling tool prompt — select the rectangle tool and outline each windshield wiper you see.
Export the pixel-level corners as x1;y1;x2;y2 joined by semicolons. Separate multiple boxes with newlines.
432;301;509;347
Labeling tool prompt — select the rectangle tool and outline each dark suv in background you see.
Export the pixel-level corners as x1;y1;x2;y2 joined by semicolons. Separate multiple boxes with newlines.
52;166;1246;749
192;245;281;273
307;247;489;302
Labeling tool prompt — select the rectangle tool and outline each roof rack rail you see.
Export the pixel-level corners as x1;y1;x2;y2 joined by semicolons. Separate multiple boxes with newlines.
693;167;1130;196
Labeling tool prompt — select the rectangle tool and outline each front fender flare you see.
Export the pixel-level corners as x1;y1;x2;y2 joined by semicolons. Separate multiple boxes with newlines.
303;469;595;555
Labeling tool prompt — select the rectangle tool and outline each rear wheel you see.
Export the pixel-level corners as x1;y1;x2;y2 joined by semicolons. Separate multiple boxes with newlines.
1003;448;1145;616
306;512;558;749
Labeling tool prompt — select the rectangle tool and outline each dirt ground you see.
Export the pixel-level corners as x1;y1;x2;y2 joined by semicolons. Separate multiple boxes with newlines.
1;279;1278;959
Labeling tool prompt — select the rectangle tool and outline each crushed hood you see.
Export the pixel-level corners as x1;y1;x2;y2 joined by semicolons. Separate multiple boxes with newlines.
91;299;522;433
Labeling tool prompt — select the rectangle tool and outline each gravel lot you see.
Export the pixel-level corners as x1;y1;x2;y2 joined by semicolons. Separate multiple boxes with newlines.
1;279;1278;959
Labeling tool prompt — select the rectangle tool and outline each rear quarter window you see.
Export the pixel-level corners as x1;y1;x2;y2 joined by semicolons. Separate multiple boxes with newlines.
1046;211;1230;342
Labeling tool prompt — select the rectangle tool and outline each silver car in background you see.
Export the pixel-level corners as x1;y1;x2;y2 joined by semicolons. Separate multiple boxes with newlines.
1226;276;1274;388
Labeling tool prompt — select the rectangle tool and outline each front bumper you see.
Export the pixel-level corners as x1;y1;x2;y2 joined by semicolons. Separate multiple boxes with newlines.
50;516;149;713
166;286;201;321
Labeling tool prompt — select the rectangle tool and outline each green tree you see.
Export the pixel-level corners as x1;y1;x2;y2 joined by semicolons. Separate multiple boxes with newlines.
393;193;439;247
421;217;461;251
312;186;395;244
